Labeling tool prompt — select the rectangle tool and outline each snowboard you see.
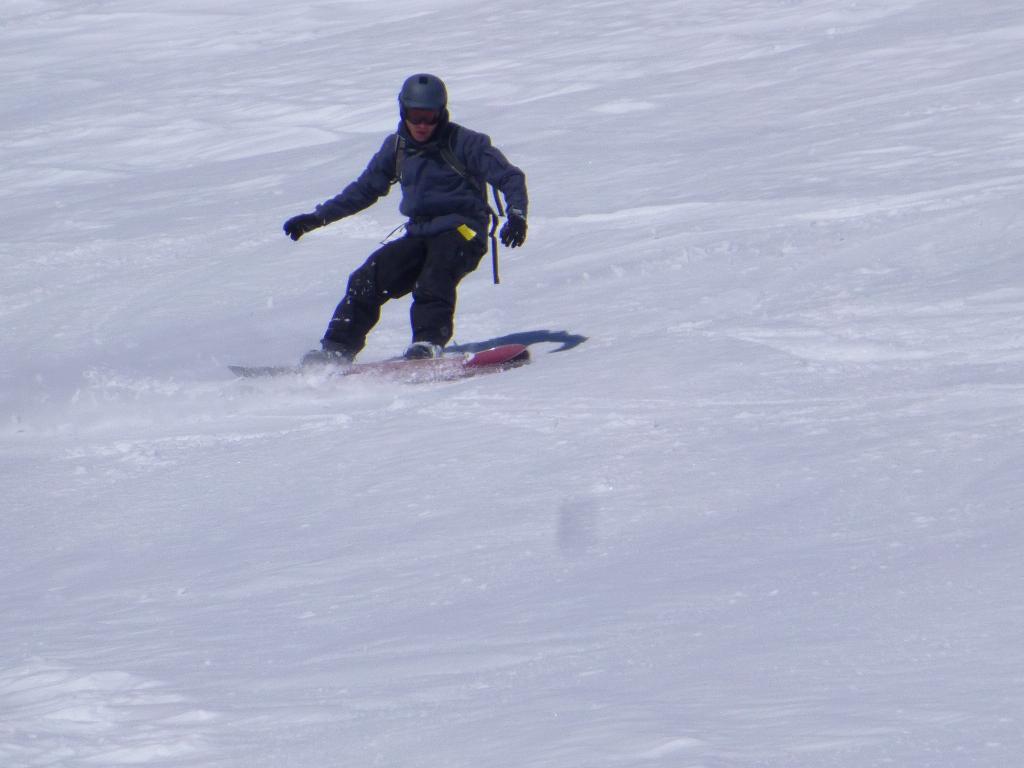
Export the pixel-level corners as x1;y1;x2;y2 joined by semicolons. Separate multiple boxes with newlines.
229;343;530;383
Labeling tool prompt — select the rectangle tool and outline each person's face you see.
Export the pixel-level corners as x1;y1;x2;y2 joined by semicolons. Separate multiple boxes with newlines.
405;108;440;142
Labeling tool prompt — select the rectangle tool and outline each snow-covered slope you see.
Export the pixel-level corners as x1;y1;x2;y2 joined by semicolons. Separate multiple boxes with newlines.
3;1;1024;766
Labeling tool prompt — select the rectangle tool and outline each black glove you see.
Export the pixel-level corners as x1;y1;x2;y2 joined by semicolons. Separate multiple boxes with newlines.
499;211;527;248
283;212;324;241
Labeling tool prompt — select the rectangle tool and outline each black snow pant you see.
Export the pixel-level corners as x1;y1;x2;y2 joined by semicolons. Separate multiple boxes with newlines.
321;229;486;355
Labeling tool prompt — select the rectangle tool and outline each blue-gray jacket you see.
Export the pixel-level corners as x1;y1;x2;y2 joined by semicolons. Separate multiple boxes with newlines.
314;121;528;238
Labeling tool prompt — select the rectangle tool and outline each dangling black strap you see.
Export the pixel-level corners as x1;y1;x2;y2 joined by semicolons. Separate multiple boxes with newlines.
488;218;500;284
379;222;407;244
488;186;504;283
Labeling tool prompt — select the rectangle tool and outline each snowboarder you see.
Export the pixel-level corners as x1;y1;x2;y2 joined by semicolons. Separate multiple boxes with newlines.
283;73;529;362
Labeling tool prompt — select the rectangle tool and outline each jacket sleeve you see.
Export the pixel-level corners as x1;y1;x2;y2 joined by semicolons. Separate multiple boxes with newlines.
314;136;396;224
461;130;529;218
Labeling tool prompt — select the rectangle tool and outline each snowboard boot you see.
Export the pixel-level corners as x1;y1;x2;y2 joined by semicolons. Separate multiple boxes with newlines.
301;340;356;366
403;341;444;360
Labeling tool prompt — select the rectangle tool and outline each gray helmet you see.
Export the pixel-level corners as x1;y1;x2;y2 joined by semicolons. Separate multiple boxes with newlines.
398;73;448;113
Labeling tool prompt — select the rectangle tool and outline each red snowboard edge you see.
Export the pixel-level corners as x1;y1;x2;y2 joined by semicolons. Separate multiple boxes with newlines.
464;343;531;368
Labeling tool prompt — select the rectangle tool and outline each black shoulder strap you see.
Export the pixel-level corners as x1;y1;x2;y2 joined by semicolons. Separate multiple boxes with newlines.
394;126;506;283
439;126;505;217
438;126;474;190
391;134;405;185
439;126;507;284
393;128;466;186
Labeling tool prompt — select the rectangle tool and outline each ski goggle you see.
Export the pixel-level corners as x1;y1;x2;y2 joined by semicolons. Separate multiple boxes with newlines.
405;108;441;126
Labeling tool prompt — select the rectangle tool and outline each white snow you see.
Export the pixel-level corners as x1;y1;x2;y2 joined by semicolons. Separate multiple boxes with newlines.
3;0;1024;766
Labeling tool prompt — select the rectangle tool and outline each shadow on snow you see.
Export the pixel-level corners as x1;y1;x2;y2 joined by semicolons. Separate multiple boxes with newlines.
450;329;588;355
